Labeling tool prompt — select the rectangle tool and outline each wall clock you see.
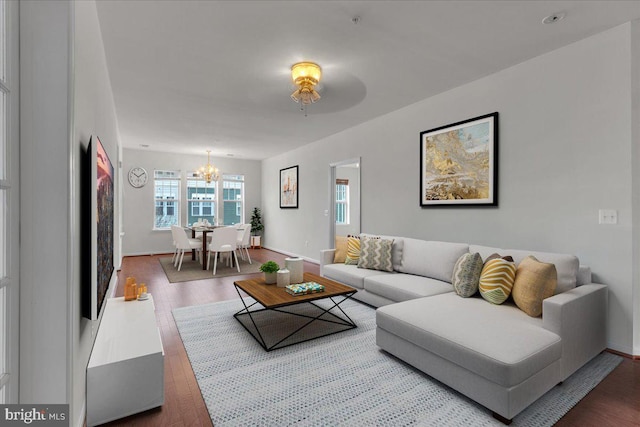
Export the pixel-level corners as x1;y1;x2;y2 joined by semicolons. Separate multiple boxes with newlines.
128;166;148;188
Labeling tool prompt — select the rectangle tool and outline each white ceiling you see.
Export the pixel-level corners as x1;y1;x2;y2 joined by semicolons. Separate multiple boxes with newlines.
96;1;640;160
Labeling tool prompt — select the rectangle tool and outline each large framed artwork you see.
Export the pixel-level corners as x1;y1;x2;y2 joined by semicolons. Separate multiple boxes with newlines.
82;136;115;320
280;165;299;208
420;112;498;207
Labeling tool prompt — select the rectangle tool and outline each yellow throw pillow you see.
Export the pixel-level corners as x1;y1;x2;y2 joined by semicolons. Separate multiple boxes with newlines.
334;235;348;264
344;235;361;265
479;258;516;305
512;256;557;317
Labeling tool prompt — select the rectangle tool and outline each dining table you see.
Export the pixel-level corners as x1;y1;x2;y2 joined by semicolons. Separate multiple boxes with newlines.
187;226;219;270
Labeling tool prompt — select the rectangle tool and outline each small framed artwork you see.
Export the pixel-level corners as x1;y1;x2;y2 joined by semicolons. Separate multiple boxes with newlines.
280;165;299;209
420;112;498;207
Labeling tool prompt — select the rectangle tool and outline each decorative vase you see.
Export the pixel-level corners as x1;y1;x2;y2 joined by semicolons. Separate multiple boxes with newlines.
264;271;277;285
277;269;290;288
285;257;304;284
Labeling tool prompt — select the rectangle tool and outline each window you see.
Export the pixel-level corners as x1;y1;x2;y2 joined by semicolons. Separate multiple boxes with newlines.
154;170;180;229
336;179;349;225
223;174;244;225
187;172;215;225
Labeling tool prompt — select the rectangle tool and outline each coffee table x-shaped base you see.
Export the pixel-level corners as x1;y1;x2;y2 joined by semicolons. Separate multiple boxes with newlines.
233;284;357;352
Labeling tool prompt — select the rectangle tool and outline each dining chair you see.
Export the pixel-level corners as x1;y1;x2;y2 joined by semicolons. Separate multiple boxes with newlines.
191;220;205;240
171;225;202;271
236;226;252;264
170;226;179;264
207;227;240;275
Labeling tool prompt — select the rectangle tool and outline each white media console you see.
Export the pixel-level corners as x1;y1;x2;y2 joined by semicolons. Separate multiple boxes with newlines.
87;295;164;426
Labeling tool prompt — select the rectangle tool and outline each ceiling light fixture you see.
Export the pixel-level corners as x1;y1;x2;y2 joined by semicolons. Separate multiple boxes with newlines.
291;61;322;116
196;150;219;183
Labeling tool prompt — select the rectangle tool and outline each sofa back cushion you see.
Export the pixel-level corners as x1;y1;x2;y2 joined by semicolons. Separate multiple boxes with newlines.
397;239;469;283
504;249;578;295
469;244;579;295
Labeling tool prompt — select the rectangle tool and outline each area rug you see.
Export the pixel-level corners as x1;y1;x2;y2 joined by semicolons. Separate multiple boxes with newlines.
172;298;622;426
159;256;262;283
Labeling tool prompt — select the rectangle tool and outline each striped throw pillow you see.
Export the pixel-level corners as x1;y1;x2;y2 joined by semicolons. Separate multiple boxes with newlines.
452;252;483;297
479;258;516;304
358;237;394;272
344;235;361;265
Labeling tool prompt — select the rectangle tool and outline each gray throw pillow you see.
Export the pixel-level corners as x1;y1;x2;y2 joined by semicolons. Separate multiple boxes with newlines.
358;236;394;272
452;252;483;297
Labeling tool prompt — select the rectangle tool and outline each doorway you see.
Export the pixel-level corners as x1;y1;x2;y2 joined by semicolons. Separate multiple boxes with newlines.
329;158;361;248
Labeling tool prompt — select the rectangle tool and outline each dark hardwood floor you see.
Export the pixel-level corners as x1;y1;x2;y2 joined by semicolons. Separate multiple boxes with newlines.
101;250;640;427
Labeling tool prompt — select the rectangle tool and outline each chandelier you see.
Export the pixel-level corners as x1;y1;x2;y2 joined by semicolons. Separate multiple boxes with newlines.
196;150;219;183
290;62;322;105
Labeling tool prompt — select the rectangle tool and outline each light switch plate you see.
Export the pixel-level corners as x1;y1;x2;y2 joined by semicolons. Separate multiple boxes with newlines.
598;209;618;225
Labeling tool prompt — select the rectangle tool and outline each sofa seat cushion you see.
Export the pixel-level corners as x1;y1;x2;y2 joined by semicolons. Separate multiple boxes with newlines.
322;263;394;289
376;293;561;387
364;274;453;302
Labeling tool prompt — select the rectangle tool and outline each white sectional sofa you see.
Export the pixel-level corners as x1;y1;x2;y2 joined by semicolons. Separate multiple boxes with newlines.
320;235;607;423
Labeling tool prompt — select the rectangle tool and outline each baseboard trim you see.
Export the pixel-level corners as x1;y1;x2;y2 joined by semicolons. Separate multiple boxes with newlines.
606;348;640;359
123;251;173;257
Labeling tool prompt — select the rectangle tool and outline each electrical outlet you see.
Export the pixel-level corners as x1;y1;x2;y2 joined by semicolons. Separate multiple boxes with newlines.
304;240;309;247
598;209;618;225
324;210;329;216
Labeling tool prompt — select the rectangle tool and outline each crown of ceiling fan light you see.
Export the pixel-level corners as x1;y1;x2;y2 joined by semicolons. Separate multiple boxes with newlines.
290;62;322;105
196;150;219;183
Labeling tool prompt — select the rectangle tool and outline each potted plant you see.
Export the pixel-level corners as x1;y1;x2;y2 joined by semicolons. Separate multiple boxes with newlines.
259;261;279;284
250;207;264;248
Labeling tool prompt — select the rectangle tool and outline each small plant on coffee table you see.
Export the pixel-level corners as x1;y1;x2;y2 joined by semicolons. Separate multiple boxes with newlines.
259;261;279;274
259;260;280;285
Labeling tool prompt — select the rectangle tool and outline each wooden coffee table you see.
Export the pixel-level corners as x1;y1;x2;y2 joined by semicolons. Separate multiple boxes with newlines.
233;272;357;351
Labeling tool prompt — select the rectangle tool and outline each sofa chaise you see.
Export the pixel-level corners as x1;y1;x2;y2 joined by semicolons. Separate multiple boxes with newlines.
320;235;607;423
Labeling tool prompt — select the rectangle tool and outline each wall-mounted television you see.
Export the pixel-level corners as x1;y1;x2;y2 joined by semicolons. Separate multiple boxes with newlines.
82;136;115;320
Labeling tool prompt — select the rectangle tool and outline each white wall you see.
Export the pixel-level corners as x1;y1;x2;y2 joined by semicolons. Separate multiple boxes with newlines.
20;0;73;406
72;1;122;426
632;20;640;356
19;3;121;427
263;23;637;354
122;148;261;255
